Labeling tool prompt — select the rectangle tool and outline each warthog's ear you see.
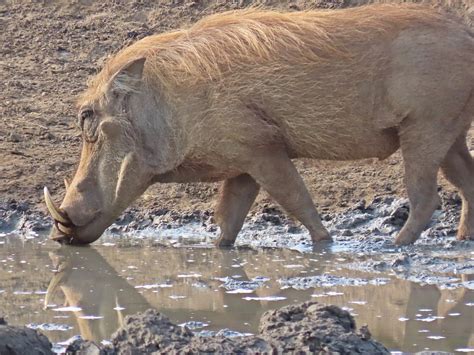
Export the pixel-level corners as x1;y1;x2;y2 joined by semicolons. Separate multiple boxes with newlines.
110;57;146;95
121;57;146;79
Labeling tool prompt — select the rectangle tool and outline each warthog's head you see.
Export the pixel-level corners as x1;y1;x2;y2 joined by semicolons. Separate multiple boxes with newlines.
45;57;178;244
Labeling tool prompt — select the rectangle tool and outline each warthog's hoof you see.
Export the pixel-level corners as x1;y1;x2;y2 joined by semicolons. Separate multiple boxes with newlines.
394;231;418;246
456;232;474;241
311;231;332;243
214;237;235;248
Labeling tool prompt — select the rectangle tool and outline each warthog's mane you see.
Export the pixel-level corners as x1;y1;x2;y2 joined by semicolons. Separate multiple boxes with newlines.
79;4;443;107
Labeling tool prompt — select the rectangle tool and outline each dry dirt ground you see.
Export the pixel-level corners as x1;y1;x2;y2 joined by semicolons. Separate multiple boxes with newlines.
1;0;473;219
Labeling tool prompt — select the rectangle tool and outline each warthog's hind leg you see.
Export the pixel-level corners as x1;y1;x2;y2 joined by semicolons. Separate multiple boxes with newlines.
395;89;474;245
441;133;474;241
395;122;469;245
214;174;260;247
247;151;331;244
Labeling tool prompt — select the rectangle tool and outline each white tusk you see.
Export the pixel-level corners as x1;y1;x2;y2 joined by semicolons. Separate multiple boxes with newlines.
64;178;70;190
44;186;69;224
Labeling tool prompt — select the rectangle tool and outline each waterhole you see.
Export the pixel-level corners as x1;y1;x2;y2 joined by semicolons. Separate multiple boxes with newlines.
0;231;473;353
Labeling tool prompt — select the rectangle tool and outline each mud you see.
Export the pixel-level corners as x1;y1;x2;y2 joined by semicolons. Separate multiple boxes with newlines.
65;302;387;354
0;317;53;355
259;302;387;354
1;194;473;352
0;227;472;352
2;192;473;291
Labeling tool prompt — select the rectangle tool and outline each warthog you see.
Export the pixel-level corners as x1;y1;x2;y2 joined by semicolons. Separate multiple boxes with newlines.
45;4;474;246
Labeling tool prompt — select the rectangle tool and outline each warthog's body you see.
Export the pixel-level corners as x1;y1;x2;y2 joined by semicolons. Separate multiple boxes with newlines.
45;4;474;246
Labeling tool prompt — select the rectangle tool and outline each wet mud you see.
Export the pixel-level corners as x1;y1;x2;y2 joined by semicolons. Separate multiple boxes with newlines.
2;193;473;293
0;194;473;353
65;302;387;354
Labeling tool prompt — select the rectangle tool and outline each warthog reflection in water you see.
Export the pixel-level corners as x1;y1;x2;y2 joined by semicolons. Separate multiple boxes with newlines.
45;247;473;348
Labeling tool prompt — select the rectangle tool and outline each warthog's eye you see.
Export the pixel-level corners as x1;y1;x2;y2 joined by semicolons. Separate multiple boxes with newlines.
78;109;93;129
78;108;98;143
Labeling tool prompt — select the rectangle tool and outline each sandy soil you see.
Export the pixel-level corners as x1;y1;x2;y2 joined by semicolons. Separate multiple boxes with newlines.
1;0;473;219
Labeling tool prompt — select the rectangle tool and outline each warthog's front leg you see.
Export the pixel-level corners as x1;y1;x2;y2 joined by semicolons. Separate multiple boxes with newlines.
395;166;440;246
441;134;474;241
246;151;331;244
214;174;260;247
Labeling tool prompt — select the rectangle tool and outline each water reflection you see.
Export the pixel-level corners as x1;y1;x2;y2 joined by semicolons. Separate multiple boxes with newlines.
43;246;309;343
45;247;151;342
0;236;472;352
323;275;474;352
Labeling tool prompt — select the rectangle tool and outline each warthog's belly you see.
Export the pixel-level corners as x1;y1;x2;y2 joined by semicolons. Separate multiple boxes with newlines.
288;126;400;161
154;162;242;183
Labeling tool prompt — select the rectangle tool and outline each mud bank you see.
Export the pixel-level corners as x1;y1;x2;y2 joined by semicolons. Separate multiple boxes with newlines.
0;317;53;355
62;301;387;354
1;195;473;353
1;193;473;291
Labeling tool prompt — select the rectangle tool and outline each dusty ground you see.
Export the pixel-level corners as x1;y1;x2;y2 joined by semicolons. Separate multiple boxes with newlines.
1;0;473;221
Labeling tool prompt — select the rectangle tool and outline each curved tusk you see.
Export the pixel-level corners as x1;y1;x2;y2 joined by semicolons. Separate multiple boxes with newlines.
44;271;64;309
64;178;70;190
44;186;69;224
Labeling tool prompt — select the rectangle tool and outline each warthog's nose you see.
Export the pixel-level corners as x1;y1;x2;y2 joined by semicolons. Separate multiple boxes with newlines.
60;203;101;227
60;179;102;227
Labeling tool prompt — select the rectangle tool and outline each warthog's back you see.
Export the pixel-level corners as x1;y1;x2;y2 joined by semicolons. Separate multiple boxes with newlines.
82;4;474;161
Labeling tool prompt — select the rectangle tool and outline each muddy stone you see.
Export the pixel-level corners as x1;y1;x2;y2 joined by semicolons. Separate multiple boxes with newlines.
73;302;387;354
108;310;193;353
66;338;101;355
260;302;389;354
0;318;53;355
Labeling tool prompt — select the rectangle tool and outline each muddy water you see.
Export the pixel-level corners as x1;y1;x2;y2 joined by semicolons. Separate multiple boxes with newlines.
0;232;473;353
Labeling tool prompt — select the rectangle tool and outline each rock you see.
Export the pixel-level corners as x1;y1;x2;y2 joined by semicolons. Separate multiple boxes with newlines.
391;253;411;268
342;229;354;236
101;302;388;354
286;225;301;234
261;213;282;225
0;319;53;355
65;337;101;355
108;309;193;353
174;335;272;354
259;302;389;354
385;203;410;227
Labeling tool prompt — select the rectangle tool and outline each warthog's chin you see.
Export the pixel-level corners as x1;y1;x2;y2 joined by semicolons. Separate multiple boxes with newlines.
49;220;106;245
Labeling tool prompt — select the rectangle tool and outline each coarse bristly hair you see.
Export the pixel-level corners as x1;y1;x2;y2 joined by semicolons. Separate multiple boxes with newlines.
78;4;445;107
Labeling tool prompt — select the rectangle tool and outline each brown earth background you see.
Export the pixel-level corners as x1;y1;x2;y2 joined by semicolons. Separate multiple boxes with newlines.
1;0;473;219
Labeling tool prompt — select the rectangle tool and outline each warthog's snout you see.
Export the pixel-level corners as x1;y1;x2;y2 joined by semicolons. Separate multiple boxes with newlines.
44;186;105;245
